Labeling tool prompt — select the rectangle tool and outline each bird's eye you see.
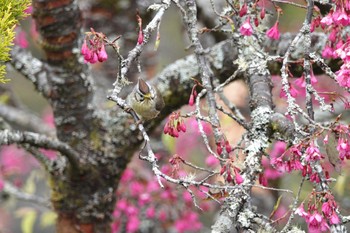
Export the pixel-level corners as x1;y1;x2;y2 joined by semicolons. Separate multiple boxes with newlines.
135;92;144;102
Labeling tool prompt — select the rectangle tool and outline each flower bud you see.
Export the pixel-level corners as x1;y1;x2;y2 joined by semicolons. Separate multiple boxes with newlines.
97;43;108;62
216;142;222;155
225;140;232;153
81;39;89;55
239;3;247;17
189;94;195;106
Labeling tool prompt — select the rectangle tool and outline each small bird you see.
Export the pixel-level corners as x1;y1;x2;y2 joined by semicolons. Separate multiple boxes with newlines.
127;78;165;121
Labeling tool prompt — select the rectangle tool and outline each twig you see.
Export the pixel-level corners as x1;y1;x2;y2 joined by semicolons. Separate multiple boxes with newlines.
271;0;307;9
0;104;55;137
281;177;305;233
2;181;51;208
112;0;172;96
9;46;51;96
0;130;80;171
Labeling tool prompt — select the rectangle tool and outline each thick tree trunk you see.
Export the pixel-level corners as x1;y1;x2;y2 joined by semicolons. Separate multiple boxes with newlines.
32;1;122;232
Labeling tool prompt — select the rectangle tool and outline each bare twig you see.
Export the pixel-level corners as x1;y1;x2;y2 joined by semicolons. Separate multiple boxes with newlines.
0;104;55;137
0;130;80;171
2;181;51;208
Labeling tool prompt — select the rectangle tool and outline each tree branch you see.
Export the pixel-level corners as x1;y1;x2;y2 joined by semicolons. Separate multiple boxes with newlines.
2;181;51;208
0;130;80;171
0;104;55;137
9;46;52;97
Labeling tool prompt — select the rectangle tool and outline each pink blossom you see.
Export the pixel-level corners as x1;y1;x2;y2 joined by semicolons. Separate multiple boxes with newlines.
121;168;134;182
126;216;140;233
308;212;329;233
175;212;202;233
130;181;144;197
137;28;144;45
266;22;280;40
188;93;195;106
24;5;33;14
311;16;321;32
1;146;37;174
183;191;192;204
234;169;244;185
328;28;338;42
40;149;57;160
146;179;160;192
126;205;138;216
337;138;350;160
225;140;232;153
258;173;268;186
97;43;108;62
322;199;337;219
81;39;89;55
146;206;155;218
205;155;219;167
42;109;55;128
329;211;340;225
0;178;3;192
138;193;151;206
216;142;223;155
14;30;29;48
280;83;299;98
294;72;318;88
240;17;253;36
158;210;167;221
81;33;108;64
164;112;186;137
336;65;350;88
239;3;248;17
254;17;259;27
305;144;322;161
271;156;284;169
188;118;211;135
322;45;335;58
310;173;320;183
270;141;287;158
295;203;308;217
116;199;128;212
323;134;329;144
320;14;333;28
336;10;349;26
260;7;265;19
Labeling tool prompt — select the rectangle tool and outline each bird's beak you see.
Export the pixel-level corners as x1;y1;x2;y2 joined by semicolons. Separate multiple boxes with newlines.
143;93;152;99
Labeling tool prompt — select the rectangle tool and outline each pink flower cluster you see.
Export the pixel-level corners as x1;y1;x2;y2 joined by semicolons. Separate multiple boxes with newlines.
260;141;287;186
220;159;244;184
237;1;280;39
334;124;350;160
279;70;318;100
81;29;108;64
169;154;185;177
295;193;340;233
216;138;232;156
271;143;328;183
112;166;210;233
310;3;350;87
163;112;186;137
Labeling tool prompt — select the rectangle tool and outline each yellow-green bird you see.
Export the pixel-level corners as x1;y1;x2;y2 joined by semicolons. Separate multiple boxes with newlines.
127;78;165;121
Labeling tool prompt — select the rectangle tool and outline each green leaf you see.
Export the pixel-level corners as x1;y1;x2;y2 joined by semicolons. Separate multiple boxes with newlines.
334;175;346;196
40;211;57;228
270;195;283;219
23;172;36;194
162;134;176;154
20;209;37;233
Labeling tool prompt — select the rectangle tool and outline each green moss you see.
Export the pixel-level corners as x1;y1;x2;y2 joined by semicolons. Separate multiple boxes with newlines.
0;0;31;82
